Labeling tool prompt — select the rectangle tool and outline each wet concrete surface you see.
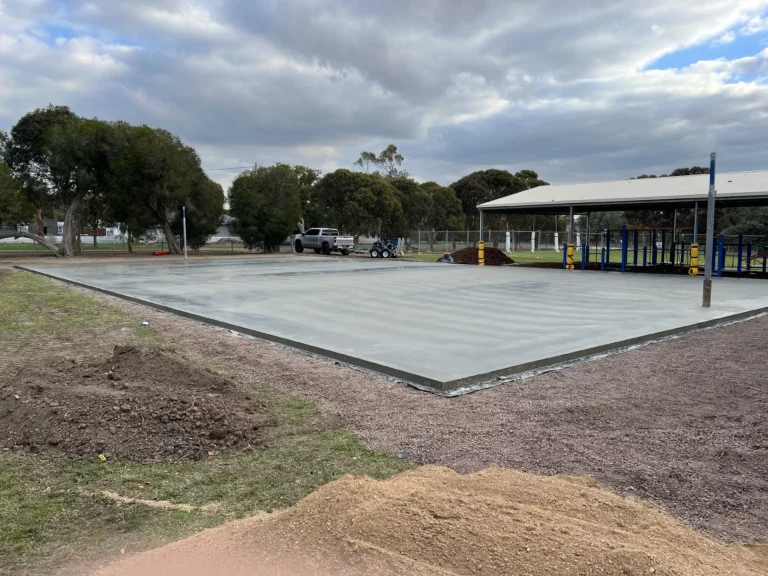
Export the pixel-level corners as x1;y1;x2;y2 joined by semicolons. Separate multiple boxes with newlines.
19;256;768;391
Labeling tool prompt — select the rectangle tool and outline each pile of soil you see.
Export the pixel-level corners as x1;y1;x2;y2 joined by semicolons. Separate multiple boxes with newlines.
94;466;768;576
451;246;515;265
0;346;274;462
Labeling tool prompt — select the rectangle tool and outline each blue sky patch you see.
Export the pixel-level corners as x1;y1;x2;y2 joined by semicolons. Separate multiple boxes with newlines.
647;30;768;71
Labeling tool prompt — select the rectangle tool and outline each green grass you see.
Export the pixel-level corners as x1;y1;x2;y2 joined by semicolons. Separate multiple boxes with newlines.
0;271;412;574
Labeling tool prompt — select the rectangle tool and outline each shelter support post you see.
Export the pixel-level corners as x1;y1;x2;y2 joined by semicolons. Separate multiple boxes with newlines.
566;243;575;270
585;212;591;262
738;234;743;275
717;234;725;277
633;230;639;266
703;153;716;307
568;207;575;244
581;244;586;270
693;202;699;240
621;226;628;273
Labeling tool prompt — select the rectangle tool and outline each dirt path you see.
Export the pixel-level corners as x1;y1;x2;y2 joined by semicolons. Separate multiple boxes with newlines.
71;281;768;544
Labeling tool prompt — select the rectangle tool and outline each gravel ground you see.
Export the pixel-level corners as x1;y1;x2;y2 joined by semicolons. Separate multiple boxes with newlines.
66;281;768;544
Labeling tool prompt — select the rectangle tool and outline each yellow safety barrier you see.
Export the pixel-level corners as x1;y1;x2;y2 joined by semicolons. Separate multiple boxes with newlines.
566;243;575;270
688;243;699;276
478;241;485;266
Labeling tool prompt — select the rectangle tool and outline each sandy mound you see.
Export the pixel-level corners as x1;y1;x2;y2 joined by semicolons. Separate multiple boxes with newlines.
452;246;514;265
93;466;768;576
0;346;274;462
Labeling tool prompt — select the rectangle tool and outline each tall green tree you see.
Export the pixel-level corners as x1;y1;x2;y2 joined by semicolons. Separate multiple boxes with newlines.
450;169;549;230
171;177;225;250
312;169;406;239
229;164;302;252
107;125;204;254
354;144;407;180
5;104;86;255
294;165;322;232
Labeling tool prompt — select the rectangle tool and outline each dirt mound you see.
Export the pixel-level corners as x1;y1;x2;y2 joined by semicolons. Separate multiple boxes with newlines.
93;466;768;576
0;346;273;462
452;246;514;265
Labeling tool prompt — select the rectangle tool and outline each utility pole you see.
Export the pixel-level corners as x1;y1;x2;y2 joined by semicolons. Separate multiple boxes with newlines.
702;153;716;307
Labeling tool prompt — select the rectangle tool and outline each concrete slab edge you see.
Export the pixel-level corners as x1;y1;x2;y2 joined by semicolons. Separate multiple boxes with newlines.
17;265;768;397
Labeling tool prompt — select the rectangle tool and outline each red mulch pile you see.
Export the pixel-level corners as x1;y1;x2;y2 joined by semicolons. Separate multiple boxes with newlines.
451;247;515;266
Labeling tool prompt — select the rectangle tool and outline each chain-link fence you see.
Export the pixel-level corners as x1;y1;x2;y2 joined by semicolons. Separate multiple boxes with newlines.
404;230;572;253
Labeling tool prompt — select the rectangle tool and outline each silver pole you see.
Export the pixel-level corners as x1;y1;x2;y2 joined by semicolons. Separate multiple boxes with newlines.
586;212;591;249
703;153;716;307
182;206;188;260
479;210;484;244
568;206;575;244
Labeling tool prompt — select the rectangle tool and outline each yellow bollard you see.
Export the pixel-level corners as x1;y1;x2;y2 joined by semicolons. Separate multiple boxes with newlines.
478;241;485;266
688;243;699;276
566;243;575;270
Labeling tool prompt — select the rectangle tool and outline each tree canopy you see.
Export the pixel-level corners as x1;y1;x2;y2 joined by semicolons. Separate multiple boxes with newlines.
228;164;303;252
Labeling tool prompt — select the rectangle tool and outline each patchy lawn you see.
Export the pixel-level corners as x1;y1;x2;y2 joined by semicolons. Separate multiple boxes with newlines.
0;269;411;575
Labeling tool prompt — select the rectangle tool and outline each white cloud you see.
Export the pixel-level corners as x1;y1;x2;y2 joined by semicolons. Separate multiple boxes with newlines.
1;0;768;189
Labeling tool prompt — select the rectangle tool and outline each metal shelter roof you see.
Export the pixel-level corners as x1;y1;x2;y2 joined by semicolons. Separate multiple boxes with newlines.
477;170;768;214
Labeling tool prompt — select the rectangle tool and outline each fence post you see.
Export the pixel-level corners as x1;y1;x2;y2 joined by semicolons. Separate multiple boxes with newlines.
643;246;647;267
606;231;611;264
601;247;606;271
652;230;658;265
562;244;567;269
747;242;752;272
581;244;586;270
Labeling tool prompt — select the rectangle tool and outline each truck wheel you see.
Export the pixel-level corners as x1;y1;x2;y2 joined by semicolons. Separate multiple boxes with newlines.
381;249;392;258
322;242;332;255
370;248;380;258
313;248;321;254
294;240;304;253
341;250;349;256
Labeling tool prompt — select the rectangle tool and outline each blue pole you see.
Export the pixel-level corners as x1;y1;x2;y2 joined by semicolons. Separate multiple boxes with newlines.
661;230;666;264
562;243;567;269
737;234;743;275
652;230;657;265
717;234;725;277
621;226;628;273
581;244;586;270
606;231;611;264
747;242;752;272
633;230;639;266
601;247;606;271
643;246;647;267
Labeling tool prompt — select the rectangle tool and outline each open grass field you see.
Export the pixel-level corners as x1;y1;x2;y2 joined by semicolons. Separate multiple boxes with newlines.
0;269;410;575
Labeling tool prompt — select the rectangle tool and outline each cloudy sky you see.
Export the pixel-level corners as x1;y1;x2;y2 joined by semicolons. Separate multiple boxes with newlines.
1;0;768;190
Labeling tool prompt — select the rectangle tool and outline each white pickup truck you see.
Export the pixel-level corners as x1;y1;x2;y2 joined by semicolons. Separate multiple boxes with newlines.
294;228;355;255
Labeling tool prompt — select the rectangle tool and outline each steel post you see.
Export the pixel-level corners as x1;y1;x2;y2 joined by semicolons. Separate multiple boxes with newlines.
703;153;716;306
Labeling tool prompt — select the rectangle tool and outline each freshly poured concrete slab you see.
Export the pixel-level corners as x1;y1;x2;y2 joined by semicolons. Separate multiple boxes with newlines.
20;257;768;393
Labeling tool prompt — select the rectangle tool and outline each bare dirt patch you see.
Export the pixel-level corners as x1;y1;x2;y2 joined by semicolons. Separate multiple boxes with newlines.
83;285;768;544
0;346;274;462
93;466;768;576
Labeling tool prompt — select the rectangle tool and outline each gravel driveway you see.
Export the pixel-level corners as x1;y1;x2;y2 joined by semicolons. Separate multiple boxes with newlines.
76;283;768;544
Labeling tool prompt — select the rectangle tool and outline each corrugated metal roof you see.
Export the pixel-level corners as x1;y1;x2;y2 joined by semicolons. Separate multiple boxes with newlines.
477;170;768;213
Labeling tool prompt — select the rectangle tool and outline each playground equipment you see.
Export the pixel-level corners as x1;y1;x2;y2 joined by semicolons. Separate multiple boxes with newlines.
562;227;768;276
